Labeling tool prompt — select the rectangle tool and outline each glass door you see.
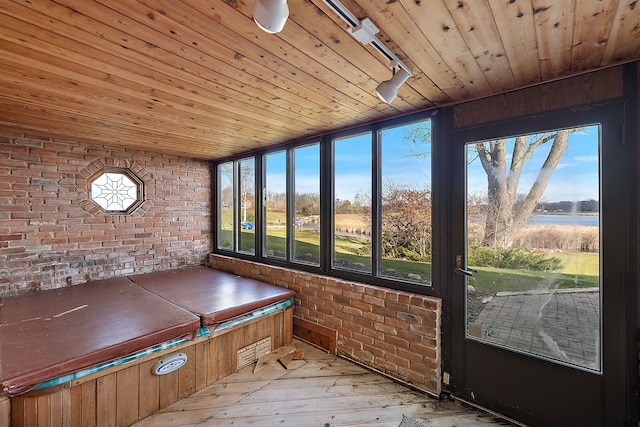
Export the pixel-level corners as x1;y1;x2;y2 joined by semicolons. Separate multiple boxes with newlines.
450;102;632;426
464;125;601;372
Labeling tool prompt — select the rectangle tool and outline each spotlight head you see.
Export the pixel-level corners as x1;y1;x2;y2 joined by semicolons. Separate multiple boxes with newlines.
376;67;411;104
253;0;289;34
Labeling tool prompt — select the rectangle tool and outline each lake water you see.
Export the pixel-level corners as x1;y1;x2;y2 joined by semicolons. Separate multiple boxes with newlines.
528;214;599;227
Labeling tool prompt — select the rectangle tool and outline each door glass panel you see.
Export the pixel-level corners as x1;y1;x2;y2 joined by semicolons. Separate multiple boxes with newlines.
465;126;601;372
264;151;287;259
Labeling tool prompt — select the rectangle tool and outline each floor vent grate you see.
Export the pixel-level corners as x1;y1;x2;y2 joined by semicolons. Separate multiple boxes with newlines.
237;336;271;370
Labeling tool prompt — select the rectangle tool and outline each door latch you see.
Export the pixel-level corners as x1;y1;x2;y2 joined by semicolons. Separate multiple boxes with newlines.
455;255;477;276
455;267;477;276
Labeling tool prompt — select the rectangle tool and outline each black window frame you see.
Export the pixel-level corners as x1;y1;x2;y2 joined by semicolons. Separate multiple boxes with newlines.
213;111;440;297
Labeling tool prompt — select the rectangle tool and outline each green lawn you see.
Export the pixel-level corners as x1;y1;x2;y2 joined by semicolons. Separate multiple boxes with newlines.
231;223;598;294
469;266;598;293
235;227;322;260
265;228;321;261
334;235;368;255
265;210;287;224
330;238;598;293
556;252;599;276
469;251;599;293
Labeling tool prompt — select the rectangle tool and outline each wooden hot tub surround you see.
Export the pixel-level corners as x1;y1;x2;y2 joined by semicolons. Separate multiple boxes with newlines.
0;266;295;427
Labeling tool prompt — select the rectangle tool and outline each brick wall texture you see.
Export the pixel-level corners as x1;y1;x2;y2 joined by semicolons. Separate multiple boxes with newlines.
209;253;442;397
0;131;441;395
0;134;211;296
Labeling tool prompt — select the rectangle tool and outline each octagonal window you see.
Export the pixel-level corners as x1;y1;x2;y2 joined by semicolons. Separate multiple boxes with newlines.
90;169;144;213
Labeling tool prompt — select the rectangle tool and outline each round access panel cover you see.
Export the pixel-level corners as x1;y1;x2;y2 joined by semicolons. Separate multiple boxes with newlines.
152;352;188;375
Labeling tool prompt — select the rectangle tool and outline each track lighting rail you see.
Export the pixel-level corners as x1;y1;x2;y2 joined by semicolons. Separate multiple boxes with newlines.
321;0;412;76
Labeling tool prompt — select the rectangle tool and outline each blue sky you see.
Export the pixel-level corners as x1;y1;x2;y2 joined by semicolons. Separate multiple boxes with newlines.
267;121;433;200
267;122;599;204
294;144;320;194
264;144;321;195
334;122;431;201
265;151;286;195
466;125;599;203
334;132;372;201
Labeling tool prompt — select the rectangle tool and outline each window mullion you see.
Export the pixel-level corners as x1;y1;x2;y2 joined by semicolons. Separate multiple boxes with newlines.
286;149;294;262
256;154;264;260
320;136;332;273
371;129;382;278
233;160;239;253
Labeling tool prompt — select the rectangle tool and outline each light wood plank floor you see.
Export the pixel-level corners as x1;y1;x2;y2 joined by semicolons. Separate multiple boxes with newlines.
133;340;515;427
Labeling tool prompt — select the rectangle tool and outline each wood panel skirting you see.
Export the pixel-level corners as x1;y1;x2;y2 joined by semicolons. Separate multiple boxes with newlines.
293;316;338;355
5;305;293;427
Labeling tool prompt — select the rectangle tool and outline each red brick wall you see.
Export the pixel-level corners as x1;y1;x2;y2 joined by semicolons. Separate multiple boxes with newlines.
209;254;442;396
0;134;211;296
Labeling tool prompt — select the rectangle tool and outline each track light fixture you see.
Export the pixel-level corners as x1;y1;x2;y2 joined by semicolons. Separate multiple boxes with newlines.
376;64;411;104
322;0;412;103
253;0;289;34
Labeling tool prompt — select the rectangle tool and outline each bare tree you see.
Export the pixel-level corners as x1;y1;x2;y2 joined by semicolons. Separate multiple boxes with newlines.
239;161;255;223
266;191;286;212
399;124;574;250
399;123;431;161
476;130;574;249
219;163;233;208
295;192;320;216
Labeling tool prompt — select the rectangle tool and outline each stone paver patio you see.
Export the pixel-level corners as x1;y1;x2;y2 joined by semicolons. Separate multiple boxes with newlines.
468;288;600;370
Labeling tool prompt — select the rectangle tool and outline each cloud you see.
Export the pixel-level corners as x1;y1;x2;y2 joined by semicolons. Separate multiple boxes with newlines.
334;174;371;201
573;155;598;162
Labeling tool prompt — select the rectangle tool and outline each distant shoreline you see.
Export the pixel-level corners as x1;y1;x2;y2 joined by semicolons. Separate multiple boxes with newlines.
533;212;598;216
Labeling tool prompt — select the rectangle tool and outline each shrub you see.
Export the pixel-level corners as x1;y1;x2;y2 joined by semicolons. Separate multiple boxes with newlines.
379;184;432;262
400;247;423;261
468;245;496;267
468;244;561;271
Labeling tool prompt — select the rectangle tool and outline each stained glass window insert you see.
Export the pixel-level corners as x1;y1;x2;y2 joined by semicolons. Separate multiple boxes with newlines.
90;170;143;213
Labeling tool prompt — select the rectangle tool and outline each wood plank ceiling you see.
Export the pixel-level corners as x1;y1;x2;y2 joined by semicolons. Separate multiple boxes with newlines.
0;0;639;160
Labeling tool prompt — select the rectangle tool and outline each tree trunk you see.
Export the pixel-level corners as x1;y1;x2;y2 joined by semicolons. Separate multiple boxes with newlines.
478;139;514;249
479;130;571;249
511;130;570;230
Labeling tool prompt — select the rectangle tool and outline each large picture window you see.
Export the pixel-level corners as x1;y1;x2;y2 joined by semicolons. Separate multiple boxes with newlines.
213;115;432;291
217;161;234;251
238;158;255;255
